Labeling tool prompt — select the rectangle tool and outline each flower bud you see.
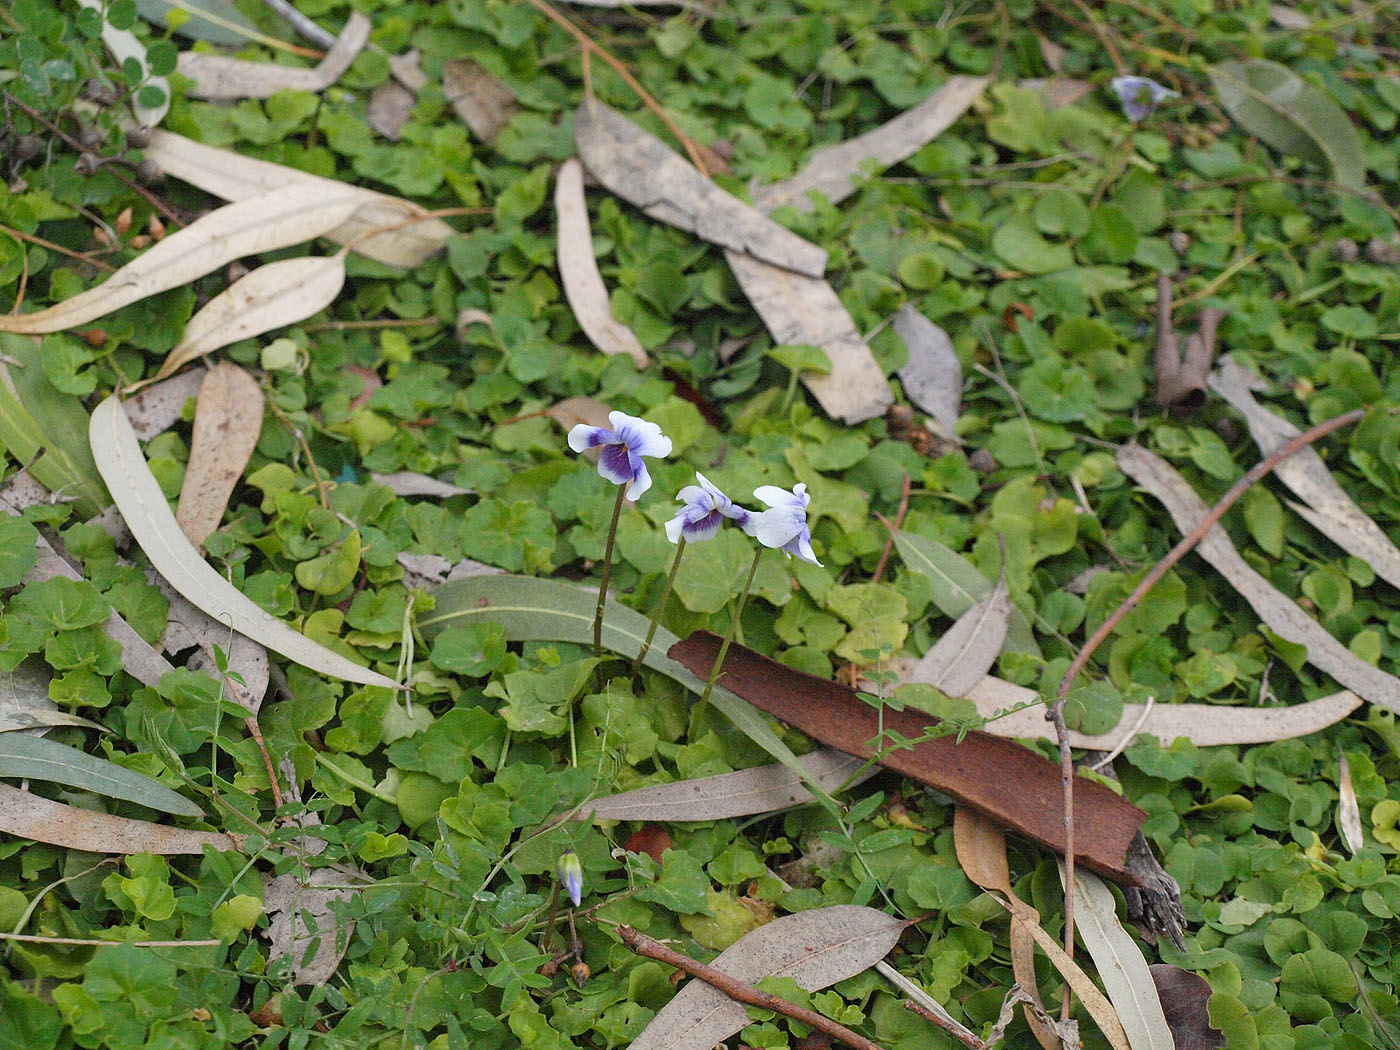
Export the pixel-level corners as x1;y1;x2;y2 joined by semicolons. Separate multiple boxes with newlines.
557;850;583;907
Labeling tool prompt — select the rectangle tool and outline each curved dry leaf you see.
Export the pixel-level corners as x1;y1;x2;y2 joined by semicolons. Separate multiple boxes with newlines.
726;250;892;424
444;58;518;146
176;363;265;549
1119;444;1400;713
264;865;363;984
142;129;451;268
545;395;612;434
632;905;905;1050
77;0;170;127
155;574;269;715
1209;356;1400;591
370;472;473;498
1337;750;1363;855
158;253;347;380
754;76;988;214
575;99;828;278
1059;863;1174;1050
0;660;102;734
910;562;1009;697
0;782;238;854
177;11;370;100
965;674;1361;747
0;185;362;334
555;158;648;369
953;808;1062;1050
90;395;398;689
1148;965;1225;1050
893;305;961;437
123;368;206;440
580;749;870;823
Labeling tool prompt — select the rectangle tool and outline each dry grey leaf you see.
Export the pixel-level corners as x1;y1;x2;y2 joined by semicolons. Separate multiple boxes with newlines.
1209;356;1400;591
176;11;370;99
753;76;989;214
176;363;265;549
1337;750;1363;855
122;367;206;440
1268;3;1312;29
555;158;649;369
25;533;175;689
875;961;989;1049
443;58;519;146
726;250;892;424
909;562;1010;697
368;50;423;140
1059;862;1175;1050
965;674;1362;748
396;553;502;590
632;905;905;1050
0;660;103;734
0;782;238;854
545;395;613;434
1119;443;1400;712
160;253;347;380
142;129;452;268
892;304;961;439
1022;77;1095;109
370;472;473;498
90;395;398;689
263;864;365;984
0;185;362;335
579;749;869;823
575;99;828;278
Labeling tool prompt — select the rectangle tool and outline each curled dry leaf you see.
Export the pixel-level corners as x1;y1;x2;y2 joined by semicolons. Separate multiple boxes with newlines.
753;76;989;214
574;99;828;278
158;252;347;380
1059;862;1175;1050
368;50;424;141
1209;356;1400;591
909;559;1009;696
0;185;362;334
963;675;1361;748
176;363;265;549
370;472;473;498
726;250;892;424
176;11;371;100
90;395;398;689
142;130;452;268
578;749;870;823
892;305;962;438
669;631;1147;885
631;906;905;1050
396;553;502;590
1336;750;1364;855
1119;444;1400;713
444;58;519;147
122;367;206;440
555;158;649;369
0;782;239;855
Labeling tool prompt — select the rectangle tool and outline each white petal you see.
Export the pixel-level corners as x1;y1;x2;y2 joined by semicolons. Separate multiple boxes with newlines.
624;461;653;501
568;424;609;453
664;515;684;543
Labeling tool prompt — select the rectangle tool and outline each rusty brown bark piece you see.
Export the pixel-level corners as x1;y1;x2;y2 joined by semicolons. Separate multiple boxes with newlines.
668;632;1146;886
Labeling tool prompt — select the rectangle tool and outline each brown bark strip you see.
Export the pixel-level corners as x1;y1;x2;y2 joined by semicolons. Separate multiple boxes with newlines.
667;632;1146;886
617;926;890;1050
1153;274;1227;410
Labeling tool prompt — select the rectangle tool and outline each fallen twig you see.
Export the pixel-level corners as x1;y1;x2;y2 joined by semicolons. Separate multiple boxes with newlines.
1154;274;1227;409
617;925;889;1050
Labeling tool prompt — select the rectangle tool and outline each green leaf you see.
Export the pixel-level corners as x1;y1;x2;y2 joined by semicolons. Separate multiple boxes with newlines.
415;574;817;789
0;735;203;817
294;529;362;596
0;516;39;587
991;216;1073;274
1209;60;1366;190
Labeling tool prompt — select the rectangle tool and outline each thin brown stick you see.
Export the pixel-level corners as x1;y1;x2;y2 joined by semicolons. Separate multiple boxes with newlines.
870;473;912;585
0;223;117;275
617;926;890;1050
903;1000;987;1049
521;0;712;175
1049;404;1369;990
243;716;285;810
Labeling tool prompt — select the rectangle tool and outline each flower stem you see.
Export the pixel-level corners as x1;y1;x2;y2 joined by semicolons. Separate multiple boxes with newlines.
592;486;628;657
697;546;764;714
633;537;685;675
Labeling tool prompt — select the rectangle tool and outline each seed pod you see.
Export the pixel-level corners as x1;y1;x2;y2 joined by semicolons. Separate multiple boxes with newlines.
77;125;105;150
1331;237;1359;264
14;134;42;160
148;214;165;240
75;152;101;176
1365;238;1399;266
126;125;152;150
134;158;163;185
569;961;590;986
115;207;133;235
81;329;107;347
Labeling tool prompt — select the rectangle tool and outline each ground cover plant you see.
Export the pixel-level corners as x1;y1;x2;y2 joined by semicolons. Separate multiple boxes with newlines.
1;0;1400;1047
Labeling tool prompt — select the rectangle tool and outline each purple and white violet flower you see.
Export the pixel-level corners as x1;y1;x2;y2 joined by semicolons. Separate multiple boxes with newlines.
568;411;673;502
557;850;583;908
665;473;754;544
752;483;822;566
1110;75;1179;122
